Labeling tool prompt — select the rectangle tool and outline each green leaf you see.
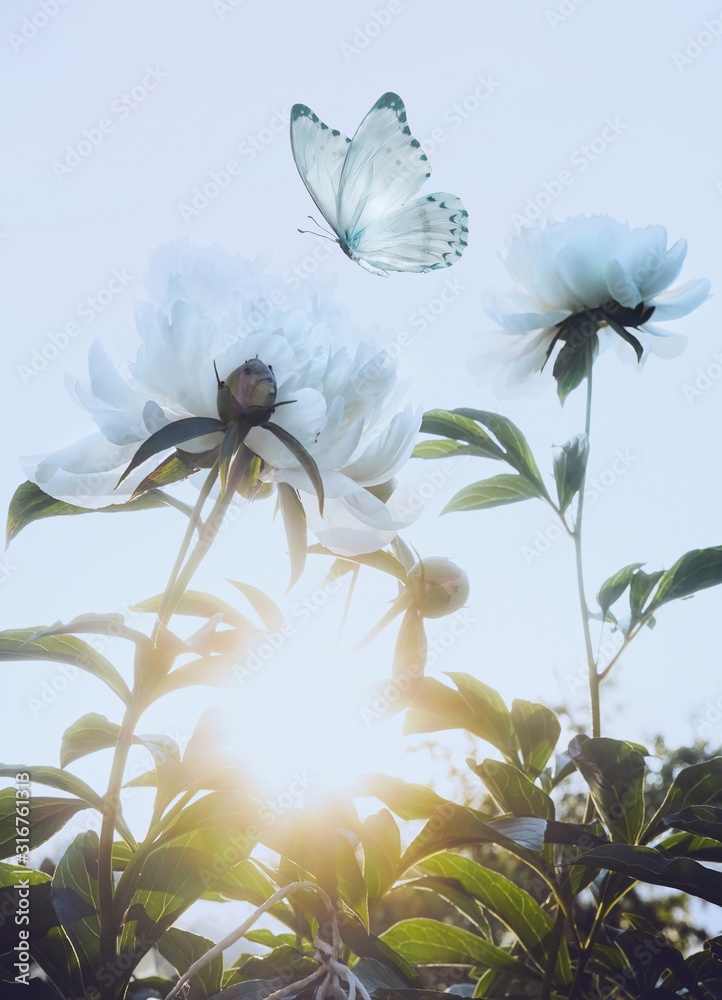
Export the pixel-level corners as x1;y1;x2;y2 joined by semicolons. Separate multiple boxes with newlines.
117;416;225;486
0;789;88;860
6;480;188;545
660;805;722;842
597;563;645;619
568;736;646;843
442;474;542;514
118;827;257;971
400;804;547;874
629;569;665;622
403;675;517;761
309;543;409;583
355;773;451;821
419;410;505;459
380;918;533;975
468;759;554;819
613;928;700;996
643;758;722;842
131;450;200;499
0;628;131;705
553;433;589;514
452;408;549;497
156;791;258;844
362;809;401;905
32;613;154;653
511;699;560;777
389;609;426;711
278;483;307;590
567;843;722;906
208;859;295;925
156;927;223;1000
151;646;266;697
244;929;297;949
263;421;324;515
412;439;480;460
256;807;369;928
448;673;517;759
60;713;121;768
647;546;722;611
0;861;51;887
130;589;254;627
417;852;571;982
225;580;284;631
51;831;103;996
231;944;316;983
551;317;598;404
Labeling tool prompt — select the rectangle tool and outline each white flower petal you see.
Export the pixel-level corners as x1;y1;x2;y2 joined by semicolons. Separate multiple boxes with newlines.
649;278;711;321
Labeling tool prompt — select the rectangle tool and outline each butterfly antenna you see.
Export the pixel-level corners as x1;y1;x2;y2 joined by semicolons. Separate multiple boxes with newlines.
308;215;336;239
297;227;337;243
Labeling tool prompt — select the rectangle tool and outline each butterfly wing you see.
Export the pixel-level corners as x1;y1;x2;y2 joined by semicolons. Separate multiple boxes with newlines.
290;104;351;234
337;92;432;239
351;193;469;274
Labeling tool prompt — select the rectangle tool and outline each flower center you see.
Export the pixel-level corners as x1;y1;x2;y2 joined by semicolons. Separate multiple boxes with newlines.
216;358;278;426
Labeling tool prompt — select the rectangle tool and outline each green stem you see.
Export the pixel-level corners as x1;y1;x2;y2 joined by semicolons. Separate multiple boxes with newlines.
568;876;610;1000
152;461;220;639
572;370;600;738
539;906;566;1000
98;704;140;1000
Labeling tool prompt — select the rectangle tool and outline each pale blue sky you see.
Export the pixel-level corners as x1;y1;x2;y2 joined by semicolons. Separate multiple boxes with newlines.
2;1;722;881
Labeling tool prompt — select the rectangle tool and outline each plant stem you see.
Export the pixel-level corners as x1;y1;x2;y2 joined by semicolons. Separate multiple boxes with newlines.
539;905;566;1000
152;461;220;638
572;370;600;738
568;877;610;1000
98;704;140;1000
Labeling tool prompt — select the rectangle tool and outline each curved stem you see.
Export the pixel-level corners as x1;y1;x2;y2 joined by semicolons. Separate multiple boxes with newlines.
597;616;650;683
568;875;611;1000
572;370;600;738
98;704;140;1000
539;905;566;1000
152;461;220;639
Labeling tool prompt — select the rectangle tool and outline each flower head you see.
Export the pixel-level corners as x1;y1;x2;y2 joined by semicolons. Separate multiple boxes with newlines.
26;243;420;556
474;215;710;401
407;556;470;619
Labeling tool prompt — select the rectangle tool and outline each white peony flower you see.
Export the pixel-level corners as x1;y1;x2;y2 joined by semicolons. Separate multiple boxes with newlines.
472;215;711;400
25;243;420;556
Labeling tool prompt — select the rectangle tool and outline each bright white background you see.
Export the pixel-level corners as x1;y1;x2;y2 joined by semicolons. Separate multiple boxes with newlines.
1;0;722;939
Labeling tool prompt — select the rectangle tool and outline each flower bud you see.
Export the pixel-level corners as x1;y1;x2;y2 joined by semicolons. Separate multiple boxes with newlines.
408;557;470;619
217;359;277;425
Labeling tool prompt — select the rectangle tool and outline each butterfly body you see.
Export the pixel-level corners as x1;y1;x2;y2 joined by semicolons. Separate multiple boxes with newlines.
290;92;468;276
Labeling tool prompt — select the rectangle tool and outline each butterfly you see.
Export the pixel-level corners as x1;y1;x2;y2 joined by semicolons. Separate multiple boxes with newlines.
290;92;468;276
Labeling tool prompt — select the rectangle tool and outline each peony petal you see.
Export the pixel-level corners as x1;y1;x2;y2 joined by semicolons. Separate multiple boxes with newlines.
648;278;711;321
